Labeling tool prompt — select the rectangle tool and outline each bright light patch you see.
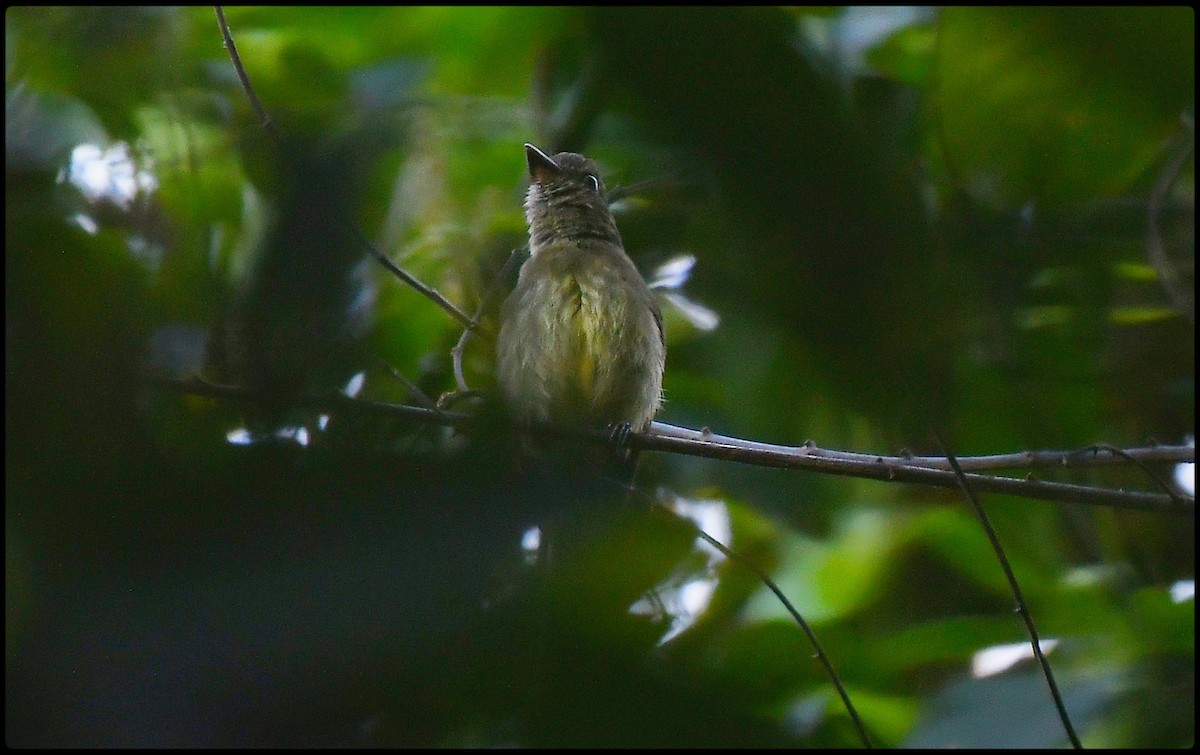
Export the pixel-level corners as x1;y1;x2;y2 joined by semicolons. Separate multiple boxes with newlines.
971;639;1058;678
228;424;313;447
521;526;542;565
1175;435;1194;496
226;427;253;446
1170;580;1194;604
648;254;696;290
662;291;720;331
1176;462;1194;497
70;212;99;235
343;371;366;398
679;579;716;616
64;141;157;208
647;255;720;331
632;495;731;645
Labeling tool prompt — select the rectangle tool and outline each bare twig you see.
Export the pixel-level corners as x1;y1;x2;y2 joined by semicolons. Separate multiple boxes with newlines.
634;424;1192;515
1067;443;1185;503
350;227;474;329
691;525;872;748
154;375;470;428
938;436;1083;750
148;376;1195;514
376;358;445;415
647;423;1195;473
605;482;871;747
213;6;276;138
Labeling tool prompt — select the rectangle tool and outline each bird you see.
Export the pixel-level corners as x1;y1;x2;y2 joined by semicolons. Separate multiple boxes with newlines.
496;143;667;436
495;143;665;482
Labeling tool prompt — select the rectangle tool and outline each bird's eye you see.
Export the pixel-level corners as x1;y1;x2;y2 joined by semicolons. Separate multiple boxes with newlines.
586;174;601;193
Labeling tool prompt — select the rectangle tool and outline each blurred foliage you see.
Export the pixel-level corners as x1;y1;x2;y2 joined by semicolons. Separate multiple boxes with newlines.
5;6;1193;748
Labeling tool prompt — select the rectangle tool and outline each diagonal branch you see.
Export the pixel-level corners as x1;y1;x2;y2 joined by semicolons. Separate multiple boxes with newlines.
938;436;1082;749
212;6;473;332
214;6;276;138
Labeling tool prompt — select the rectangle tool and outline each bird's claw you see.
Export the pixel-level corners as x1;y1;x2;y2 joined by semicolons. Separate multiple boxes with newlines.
606;421;634;458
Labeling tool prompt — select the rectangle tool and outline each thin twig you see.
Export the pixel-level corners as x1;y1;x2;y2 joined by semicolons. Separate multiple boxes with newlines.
601;480;870;746
437;389;487;411
1066;443;1186;503
213;6;276;138
349;226;474;329
376;358;446;416
152;375;470;428
522;452;869;745
937;435;1083;750
692;526;872;748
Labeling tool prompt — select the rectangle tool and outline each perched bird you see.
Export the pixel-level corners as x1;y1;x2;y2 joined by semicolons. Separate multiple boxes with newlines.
496;144;665;457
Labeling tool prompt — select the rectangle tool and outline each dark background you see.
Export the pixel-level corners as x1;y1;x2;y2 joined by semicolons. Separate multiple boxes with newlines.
6;7;1193;747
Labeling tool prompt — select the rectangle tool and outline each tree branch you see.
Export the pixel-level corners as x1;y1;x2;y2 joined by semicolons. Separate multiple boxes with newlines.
645;423;1194;472
148;376;1195;515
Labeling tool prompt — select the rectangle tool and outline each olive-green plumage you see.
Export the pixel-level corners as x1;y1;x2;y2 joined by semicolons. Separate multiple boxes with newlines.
496;144;664;433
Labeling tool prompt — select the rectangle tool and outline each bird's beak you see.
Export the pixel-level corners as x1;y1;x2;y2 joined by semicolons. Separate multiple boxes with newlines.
525;143;562;183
